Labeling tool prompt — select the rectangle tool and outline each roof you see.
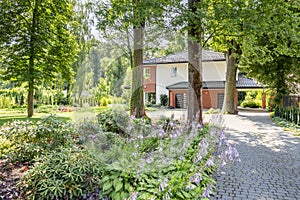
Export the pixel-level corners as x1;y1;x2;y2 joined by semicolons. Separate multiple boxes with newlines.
144;50;225;65
236;76;263;89
166;76;263;90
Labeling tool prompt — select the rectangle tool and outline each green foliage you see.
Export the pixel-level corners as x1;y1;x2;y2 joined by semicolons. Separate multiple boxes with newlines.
0;96;13;109
100;97;108;107
205;108;221;114
131;117;152;136
241;91;262;108
12;114;236;200
97;108;130;135
241;100;261;108
239;1;300;103
93;126;216;200
160;94;168;106
0;135;13;159
0;115;77;163
36;105;59;113
274;106;300;125
110;96;124;104
0;0;79;117
272;115;300;136
21;147;102;200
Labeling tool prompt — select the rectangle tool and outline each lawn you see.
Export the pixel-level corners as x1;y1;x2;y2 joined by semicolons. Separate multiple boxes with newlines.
0;106;104;126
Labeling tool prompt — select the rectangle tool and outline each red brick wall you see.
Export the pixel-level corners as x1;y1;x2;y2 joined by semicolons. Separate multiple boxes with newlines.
143;66;156;93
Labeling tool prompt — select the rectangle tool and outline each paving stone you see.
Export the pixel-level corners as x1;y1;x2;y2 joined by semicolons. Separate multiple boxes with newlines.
212;111;300;200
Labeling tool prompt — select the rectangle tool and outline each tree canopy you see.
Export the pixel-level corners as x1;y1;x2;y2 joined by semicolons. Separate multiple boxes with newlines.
0;0;79;117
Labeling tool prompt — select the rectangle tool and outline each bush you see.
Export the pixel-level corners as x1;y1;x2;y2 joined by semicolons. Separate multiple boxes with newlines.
160;94;168;106
131;116;152;136
110;96;124;104
17;115;239;200
241;99;261;108
21;147;102;200
0;135;13;159
0;115;78;163
100;97;108;106
97;108;130;135
0;96;13;108
36;105;59;113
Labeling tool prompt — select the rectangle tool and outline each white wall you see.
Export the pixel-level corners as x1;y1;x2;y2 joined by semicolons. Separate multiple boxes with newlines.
155;60;238;104
203;61;226;81
156;63;188;104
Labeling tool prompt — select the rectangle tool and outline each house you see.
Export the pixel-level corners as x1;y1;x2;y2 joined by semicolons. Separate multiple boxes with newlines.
143;50;263;109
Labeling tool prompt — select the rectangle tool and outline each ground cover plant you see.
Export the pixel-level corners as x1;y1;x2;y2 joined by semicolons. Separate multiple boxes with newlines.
0;107;239;199
0;115;78;163
271;116;300;136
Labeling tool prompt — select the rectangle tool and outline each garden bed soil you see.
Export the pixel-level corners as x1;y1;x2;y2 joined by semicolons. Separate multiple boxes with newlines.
0;159;26;200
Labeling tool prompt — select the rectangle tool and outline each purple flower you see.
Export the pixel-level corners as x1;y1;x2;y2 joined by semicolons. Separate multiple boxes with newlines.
205;157;214;167
88;135;96;141
190;173;202;184
201;186;212;198
129;192;138;200
159;177;168;192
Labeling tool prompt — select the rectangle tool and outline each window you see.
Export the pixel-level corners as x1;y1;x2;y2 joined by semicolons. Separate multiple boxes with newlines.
171;66;177;77
144;68;150;79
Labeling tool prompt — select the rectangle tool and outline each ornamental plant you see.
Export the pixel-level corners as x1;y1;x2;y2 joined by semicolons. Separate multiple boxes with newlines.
0;115;78;163
86;111;239;199
21;147;102;200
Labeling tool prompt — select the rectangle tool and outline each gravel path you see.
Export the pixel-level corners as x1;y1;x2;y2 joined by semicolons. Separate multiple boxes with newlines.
212;111;300;200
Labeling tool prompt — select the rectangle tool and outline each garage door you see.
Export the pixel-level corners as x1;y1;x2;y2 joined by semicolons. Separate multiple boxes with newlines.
175;93;187;109
217;93;224;109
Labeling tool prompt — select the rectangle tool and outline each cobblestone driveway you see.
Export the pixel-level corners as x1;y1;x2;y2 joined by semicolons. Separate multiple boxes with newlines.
212;111;300;200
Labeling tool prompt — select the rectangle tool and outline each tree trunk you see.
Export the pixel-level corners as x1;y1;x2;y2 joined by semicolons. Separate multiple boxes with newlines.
130;25;145;118
27;0;39;118
222;40;238;114
187;0;203;124
126;28;133;69
27;81;34;117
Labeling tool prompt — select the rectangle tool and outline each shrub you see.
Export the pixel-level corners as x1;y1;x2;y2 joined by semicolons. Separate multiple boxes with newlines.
241;99;261;108
110;96;124;104
21;147;102;200
0;96;13;108
0;115;77;163
96;108;130;135
0;135;13;159
131;117;152;136
36;105;59;113
100;97;108;106
160;94;168;106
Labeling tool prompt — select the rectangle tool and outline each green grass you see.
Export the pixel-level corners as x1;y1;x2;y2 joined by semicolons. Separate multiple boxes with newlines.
0;112;71;126
0;106;107;126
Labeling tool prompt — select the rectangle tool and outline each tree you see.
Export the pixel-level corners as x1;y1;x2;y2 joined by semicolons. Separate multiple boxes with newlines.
96;0;173;118
240;0;300;106
0;0;78;117
187;0;204;123
204;0;249;114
